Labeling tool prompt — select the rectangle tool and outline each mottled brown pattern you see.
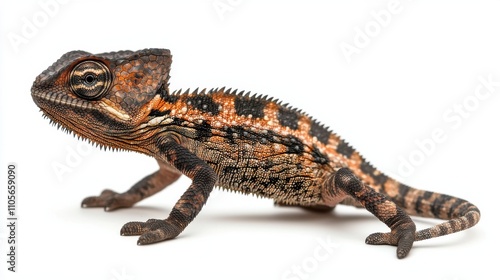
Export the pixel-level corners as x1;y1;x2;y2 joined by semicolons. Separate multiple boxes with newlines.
31;48;480;258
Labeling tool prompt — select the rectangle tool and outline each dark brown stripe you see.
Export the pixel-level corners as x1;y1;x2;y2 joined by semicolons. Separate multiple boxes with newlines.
309;120;330;144
277;107;299;130
337;139;355;158
186;94;221;115
234;95;266;118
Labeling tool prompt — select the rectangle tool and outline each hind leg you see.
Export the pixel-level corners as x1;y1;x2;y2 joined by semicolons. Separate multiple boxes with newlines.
325;168;416;258
81;159;181;211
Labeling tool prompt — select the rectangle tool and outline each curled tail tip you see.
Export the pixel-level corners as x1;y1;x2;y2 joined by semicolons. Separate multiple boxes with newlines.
380;180;481;241
415;198;480;241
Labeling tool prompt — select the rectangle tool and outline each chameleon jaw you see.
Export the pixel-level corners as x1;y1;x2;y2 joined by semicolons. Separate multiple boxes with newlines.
31;89;91;110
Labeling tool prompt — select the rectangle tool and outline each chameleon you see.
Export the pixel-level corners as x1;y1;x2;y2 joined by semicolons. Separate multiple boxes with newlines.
31;48;480;258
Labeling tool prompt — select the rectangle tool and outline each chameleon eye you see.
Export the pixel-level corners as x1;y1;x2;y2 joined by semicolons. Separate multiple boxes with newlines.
69;60;112;100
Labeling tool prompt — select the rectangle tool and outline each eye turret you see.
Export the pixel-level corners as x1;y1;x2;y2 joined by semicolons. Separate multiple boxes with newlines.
69;60;112;100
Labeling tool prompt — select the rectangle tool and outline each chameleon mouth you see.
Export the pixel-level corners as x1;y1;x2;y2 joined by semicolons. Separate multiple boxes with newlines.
32;87;132;122
31;86;138;152
31;88;92;111
31;87;108;144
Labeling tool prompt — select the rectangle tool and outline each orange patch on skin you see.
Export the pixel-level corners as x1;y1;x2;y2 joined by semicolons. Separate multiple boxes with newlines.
383;179;400;197
378;200;398;220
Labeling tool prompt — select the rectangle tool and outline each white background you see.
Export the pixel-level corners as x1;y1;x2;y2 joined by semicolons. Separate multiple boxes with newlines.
1;1;498;279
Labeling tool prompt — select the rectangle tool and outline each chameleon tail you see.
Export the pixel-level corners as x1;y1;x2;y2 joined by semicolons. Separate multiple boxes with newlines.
393;184;481;241
340;144;481;241
340;179;480;241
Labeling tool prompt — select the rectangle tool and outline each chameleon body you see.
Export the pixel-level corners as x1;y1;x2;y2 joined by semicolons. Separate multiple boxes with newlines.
31;49;480;258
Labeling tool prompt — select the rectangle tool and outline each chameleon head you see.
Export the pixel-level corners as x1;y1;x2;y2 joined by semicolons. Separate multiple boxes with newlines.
31;48;172;149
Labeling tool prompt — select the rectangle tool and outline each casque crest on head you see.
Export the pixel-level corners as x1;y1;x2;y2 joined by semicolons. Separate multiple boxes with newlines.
32;48;172;119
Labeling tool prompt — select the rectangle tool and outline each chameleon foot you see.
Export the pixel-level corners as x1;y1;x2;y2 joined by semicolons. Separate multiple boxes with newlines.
365;222;416;259
81;165;182;212
120;219;182;245
81;189;136;211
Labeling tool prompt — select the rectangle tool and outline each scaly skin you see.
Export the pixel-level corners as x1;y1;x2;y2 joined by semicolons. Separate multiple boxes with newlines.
31;48;480;258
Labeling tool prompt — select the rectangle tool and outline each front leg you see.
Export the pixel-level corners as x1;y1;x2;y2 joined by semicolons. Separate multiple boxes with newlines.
330;168;416;258
121;140;217;245
81;159;181;211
